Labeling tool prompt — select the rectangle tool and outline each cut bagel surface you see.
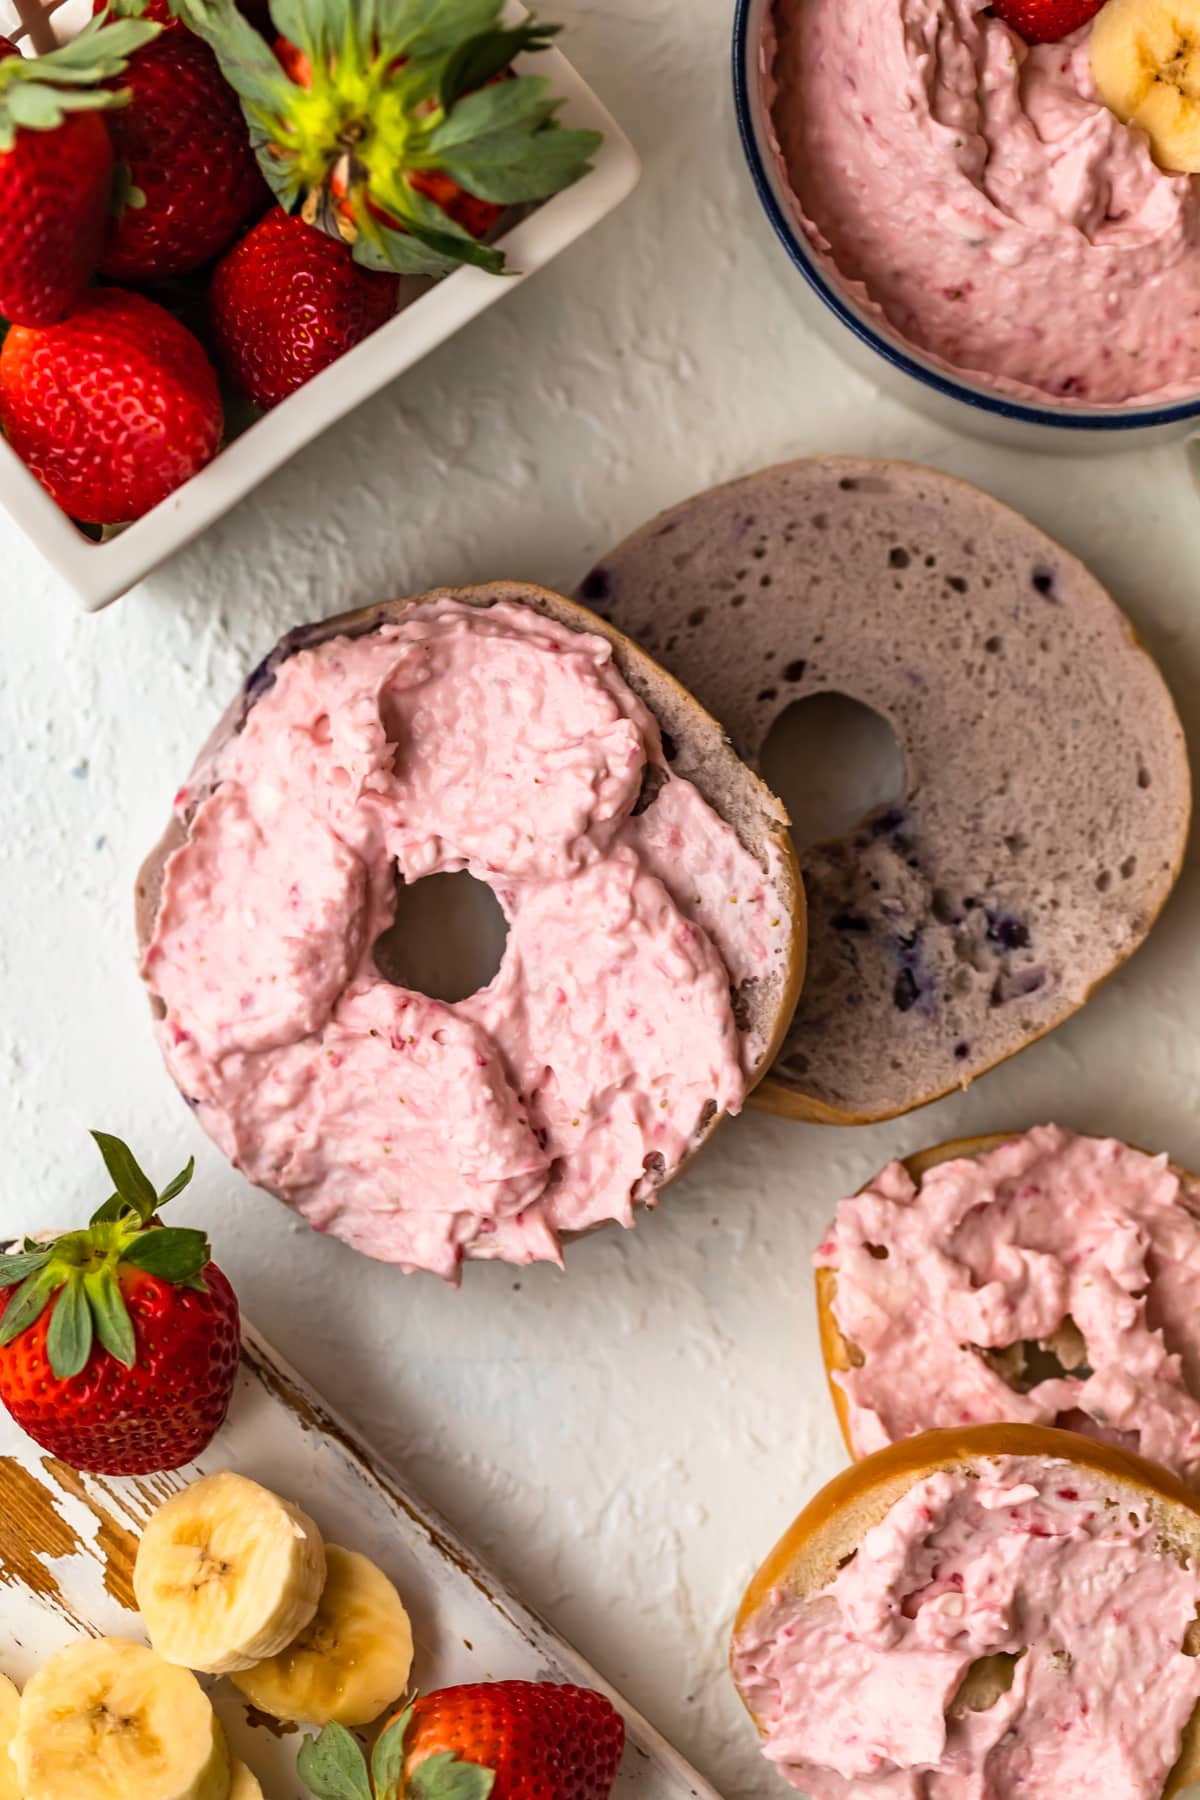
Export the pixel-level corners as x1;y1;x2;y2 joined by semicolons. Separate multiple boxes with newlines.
576;458;1190;1125
732;1424;1200;1798
816;1127;1200;1485
136;584;805;1274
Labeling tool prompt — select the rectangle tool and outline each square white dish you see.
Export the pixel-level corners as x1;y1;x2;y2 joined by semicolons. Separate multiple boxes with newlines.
0;0;641;611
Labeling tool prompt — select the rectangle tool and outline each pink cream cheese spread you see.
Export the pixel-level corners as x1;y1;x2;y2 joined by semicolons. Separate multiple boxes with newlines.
143;599;789;1278
765;0;1200;404
732;1455;1200;1798
818;1126;1200;1483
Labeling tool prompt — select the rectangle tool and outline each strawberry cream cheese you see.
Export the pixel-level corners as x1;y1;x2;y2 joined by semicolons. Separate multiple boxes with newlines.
143;600;789;1278
818;1126;1200;1482
732;1456;1200;1797
765;0;1200;403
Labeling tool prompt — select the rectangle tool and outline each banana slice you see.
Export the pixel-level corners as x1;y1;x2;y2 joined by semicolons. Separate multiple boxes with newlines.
230;1763;264;1800
13;1638;229;1800
134;1470;326;1676
1091;0;1200;172
0;1672;21;1800
231;1544;413;1727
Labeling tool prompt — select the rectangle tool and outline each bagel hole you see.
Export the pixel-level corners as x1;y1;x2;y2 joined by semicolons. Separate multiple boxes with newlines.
971;1317;1091;1394
948;1651;1026;1718
760;694;905;852
374;871;509;1004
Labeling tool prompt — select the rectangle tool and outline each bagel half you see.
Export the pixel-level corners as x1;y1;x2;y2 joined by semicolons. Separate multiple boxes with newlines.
135;582;806;1263
816;1130;1200;1477
575;457;1191;1126
732;1423;1200;1798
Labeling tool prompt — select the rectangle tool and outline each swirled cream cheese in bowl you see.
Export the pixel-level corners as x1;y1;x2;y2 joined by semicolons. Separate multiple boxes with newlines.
760;0;1200;407
137;585;804;1279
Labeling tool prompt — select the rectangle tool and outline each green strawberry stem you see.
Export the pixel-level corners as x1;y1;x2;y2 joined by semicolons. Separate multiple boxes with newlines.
170;0;601;276
0;1133;207;1380
298;1712;495;1800
0;12;162;152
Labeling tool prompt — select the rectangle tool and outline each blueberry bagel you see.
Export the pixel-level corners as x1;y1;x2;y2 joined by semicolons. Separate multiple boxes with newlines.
136;583;805;1278
576;458;1190;1124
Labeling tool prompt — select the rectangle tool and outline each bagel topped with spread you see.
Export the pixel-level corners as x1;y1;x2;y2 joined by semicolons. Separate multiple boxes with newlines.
576;458;1191;1124
732;1425;1200;1798
816;1127;1200;1485
136;583;804;1279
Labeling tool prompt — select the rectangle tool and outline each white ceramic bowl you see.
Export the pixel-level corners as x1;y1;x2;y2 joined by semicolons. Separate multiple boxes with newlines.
733;0;1200;451
0;0;641;609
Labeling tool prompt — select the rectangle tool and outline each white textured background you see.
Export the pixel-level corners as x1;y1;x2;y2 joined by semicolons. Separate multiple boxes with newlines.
3;3;1200;1795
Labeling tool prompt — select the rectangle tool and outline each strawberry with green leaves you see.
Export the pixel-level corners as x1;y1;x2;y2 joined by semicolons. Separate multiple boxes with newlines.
173;0;603;277
299;1684;625;1800
0;1132;240;1476
0;13;160;324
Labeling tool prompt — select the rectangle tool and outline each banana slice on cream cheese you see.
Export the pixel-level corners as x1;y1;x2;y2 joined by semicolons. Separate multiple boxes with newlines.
1092;0;1200;172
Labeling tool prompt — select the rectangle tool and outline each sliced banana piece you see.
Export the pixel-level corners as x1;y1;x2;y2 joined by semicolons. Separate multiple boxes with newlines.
0;1672;21;1800
230;1763;264;1800
1091;0;1200;172
13;1637;229;1800
134;1470;326;1676
231;1544;414;1727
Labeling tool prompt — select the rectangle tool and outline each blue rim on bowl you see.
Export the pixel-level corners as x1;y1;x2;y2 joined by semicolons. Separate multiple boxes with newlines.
731;0;1200;434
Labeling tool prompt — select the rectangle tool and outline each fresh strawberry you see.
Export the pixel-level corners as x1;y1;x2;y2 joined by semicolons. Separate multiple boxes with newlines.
0;1132;240;1476
176;0;601;276
209;205;399;410
94;0;274;32
989;0;1106;44
273;33;506;243
0;14;159;324
300;1683;625;1800
98;26;270;280
0;287;222;523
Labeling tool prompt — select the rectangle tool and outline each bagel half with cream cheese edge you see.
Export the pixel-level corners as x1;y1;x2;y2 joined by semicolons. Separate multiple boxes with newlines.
576;458;1191;1126
732;1423;1200;1798
816;1127;1200;1486
136;583;805;1280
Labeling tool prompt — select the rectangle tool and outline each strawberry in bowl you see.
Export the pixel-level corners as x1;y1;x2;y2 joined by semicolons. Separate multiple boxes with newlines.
178;0;602;278
0;12;160;325
0;1131;240;1475
300;1682;626;1800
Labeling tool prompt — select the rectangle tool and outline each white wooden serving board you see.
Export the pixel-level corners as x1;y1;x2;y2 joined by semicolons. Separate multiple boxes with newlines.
0;1325;722;1800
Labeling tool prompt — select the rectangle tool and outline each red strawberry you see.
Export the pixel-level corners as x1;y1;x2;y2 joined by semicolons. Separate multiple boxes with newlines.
273;34;506;244
989;0;1105;44
300;1683;625;1800
0;14;159;324
0;287;223;524
209;206;399;410
177;0;600;278
0;1132;240;1476
93;0;274;31
99;28;270;280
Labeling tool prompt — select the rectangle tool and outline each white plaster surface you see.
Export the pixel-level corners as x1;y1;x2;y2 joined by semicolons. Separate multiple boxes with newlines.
2;3;1200;1796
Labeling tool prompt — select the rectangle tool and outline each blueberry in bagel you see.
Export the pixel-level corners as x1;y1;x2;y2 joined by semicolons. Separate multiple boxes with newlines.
576;458;1190;1125
136;583;805;1279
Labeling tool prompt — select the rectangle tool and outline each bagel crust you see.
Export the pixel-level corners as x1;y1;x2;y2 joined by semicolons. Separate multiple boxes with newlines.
577;458;1190;1125
816;1127;1200;1485
137;585;803;1278
732;1425;1200;1799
